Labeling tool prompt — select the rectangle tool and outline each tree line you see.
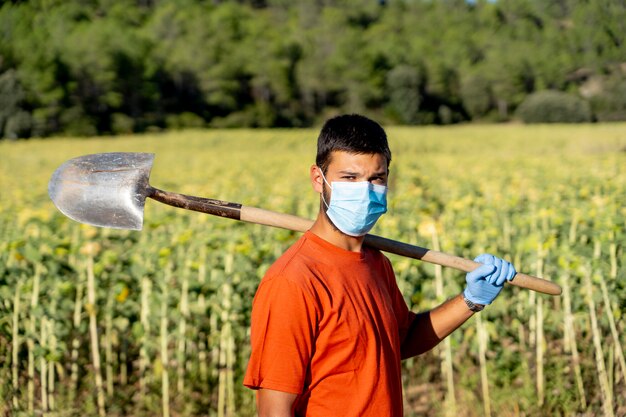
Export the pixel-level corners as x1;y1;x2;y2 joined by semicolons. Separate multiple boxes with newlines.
1;0;625;139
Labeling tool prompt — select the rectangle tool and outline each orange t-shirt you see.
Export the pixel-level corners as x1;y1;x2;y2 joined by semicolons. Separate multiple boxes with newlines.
244;231;416;416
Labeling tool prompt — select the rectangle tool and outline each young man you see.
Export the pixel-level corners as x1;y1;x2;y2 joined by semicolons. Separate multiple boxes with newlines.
243;114;516;416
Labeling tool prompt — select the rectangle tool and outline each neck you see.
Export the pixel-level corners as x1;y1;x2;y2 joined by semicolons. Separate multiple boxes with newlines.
309;208;365;252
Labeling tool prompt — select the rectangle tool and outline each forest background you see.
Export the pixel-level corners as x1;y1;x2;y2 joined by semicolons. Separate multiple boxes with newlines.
1;0;626;139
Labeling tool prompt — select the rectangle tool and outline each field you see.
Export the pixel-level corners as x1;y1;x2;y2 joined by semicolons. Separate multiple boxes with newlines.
0;124;625;417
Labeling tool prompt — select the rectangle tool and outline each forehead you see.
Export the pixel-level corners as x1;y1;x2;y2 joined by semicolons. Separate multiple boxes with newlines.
327;150;388;172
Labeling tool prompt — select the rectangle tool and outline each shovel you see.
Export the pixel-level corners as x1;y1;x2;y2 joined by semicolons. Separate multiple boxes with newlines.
48;152;562;296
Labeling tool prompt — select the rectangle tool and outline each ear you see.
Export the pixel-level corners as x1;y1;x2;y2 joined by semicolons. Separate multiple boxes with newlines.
310;165;324;194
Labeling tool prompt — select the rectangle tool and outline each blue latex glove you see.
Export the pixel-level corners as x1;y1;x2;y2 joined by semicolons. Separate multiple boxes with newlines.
463;254;517;305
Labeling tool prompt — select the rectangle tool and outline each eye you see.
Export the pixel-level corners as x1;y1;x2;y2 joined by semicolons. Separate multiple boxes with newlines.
342;175;356;180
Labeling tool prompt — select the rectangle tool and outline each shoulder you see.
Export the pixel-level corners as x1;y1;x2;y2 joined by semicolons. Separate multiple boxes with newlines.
364;246;397;288
261;234;322;290
252;237;322;318
364;245;394;270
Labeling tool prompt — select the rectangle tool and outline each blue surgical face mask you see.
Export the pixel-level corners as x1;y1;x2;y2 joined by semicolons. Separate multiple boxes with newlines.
319;168;388;237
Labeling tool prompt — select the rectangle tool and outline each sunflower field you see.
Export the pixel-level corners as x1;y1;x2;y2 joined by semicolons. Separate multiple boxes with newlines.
0;124;625;416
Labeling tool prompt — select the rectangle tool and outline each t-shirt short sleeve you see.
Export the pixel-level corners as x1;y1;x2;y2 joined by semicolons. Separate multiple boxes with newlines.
243;274;318;394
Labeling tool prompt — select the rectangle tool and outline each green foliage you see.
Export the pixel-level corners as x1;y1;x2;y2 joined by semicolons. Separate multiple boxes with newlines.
386;65;425;124
111;112;135;134
165;112;205;130
516;90;592;124
4;110;32;139
0;69;31;139
460;73;493;120
1;1;626;138
589;76;626;122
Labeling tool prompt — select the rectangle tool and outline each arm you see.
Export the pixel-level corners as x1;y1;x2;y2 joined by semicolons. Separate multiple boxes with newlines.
257;389;298;417
401;253;516;359
401;294;473;359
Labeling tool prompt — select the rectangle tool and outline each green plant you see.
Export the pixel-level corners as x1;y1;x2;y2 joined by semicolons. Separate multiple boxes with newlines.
516;90;592;123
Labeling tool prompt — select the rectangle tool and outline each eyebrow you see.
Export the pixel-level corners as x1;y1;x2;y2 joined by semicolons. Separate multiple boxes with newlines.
338;170;387;176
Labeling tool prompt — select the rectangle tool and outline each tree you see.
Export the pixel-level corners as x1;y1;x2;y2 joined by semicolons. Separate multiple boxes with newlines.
386;65;426;124
516;90;592;123
0;69;32;139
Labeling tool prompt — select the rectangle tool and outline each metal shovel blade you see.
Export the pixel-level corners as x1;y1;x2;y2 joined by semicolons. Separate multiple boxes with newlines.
48;152;155;230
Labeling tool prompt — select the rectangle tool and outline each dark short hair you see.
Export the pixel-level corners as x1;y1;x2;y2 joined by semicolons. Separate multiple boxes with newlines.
316;114;392;173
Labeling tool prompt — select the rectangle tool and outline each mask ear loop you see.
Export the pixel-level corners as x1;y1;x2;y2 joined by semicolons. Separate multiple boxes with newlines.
318;167;332;209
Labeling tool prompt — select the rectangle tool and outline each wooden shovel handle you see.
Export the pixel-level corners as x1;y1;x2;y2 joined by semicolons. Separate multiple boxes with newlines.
363;234;561;295
241;206;314;233
241;206;561;296
149;189;561;296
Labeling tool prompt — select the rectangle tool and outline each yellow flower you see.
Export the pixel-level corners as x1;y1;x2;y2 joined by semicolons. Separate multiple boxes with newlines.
116;286;130;303
81;225;98;239
417;218;441;238
80;242;102;256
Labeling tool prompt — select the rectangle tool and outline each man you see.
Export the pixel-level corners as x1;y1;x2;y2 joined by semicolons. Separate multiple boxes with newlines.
243;114;516;416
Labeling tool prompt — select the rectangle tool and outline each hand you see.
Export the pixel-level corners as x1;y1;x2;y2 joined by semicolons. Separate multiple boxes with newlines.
463;254;517;305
